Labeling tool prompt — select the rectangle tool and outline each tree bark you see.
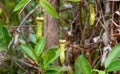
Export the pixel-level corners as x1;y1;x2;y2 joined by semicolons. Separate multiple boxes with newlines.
44;0;59;49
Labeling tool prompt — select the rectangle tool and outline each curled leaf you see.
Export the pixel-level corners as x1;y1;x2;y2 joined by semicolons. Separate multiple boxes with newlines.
0;8;2;15
59;40;66;64
89;4;95;25
36;17;44;41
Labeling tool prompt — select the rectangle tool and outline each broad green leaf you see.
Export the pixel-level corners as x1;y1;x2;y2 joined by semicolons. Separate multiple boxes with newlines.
38;56;44;70
35;37;45;57
39;0;59;18
98;71;106;74
89;4;95;25
107;60;120;72
41;47;59;68
1;26;11;45
0;23;10;49
74;54;92;74
105;43;120;68
0;8;2;15
45;70;62;74
13;0;29;12
46;66;62;72
20;45;37;61
66;0;81;2
46;66;70;74
45;46;60;66
47;49;60;65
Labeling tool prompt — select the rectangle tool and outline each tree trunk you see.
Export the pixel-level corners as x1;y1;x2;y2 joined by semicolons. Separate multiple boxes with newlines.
44;0;60;65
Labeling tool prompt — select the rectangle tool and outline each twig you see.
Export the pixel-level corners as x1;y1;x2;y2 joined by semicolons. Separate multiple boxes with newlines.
78;1;83;34
19;0;31;14
92;56;101;67
111;33;120;36
58;20;69;40
80;16;88;44
99;0;111;66
99;21;106;30
8;38;14;49
110;19;120;28
17;59;40;70
69;44;83;51
17;5;39;31
59;7;72;12
8;25;37;29
8;5;39;49
95;12;101;27
14;58;42;73
6;55;40;71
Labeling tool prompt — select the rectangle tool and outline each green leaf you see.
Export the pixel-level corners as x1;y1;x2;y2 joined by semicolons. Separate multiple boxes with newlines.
35;37;45;57
105;43;120;68
46;66;70;74
98;71;106;74
41;47;59;67
13;0;29;12
66;0;81;2
107;60;120;72
0;24;10;49
20;45;37;61
92;69;106;74
74;54;92;74
46;46;60;65
46;66;62;72
38;56;44;70
1;26;11;45
39;0;59;18
45;70;62;74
